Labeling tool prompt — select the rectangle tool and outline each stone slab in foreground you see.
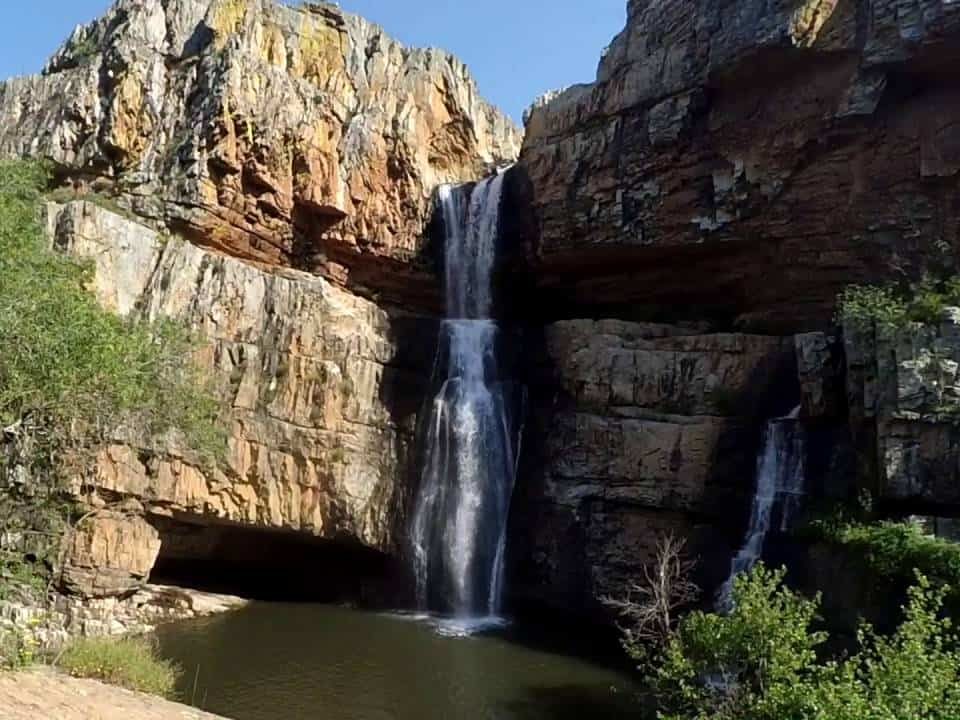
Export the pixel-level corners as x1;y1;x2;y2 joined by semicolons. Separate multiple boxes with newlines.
0;668;228;720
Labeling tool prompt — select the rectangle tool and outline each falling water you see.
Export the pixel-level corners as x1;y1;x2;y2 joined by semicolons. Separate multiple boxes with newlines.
717;407;806;609
410;171;521;623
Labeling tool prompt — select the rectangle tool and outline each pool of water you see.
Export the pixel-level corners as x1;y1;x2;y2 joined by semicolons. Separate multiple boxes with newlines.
154;603;642;720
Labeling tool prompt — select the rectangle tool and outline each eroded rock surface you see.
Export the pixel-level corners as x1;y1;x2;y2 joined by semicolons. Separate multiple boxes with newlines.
517;0;960;331
2;0;520;307
845;309;960;510
49;199;434;559
510;320;797;614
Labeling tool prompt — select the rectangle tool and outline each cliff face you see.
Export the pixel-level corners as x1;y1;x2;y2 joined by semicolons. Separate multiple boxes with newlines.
48;198;434;598
510;320;797;613
0;0;519;602
6;0;960;622
508;0;960;616
1;0;520;307
518;0;960;331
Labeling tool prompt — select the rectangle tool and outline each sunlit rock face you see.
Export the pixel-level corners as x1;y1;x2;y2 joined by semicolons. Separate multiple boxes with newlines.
0;0;520;602
48;199;434;558
516;0;960;332
0;0;520;308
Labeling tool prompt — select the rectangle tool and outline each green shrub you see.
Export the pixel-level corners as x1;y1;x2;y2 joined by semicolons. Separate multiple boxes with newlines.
808;518;960;601
58;636;180;697
836;285;908;331
0;626;39;670
651;565;960;720
0;159;225;469
837;276;960;332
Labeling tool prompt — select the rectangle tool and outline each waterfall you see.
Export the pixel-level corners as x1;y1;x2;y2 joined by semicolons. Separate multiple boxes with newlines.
717;407;806;609
410;171;520;622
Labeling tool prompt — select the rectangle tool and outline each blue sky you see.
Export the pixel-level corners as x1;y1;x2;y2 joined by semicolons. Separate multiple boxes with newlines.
0;1;626;123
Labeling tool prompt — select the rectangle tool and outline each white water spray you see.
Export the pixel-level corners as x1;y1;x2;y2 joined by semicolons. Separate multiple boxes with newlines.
717;407;806;609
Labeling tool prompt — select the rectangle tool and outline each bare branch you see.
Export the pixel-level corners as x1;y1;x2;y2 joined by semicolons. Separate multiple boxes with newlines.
603;532;700;653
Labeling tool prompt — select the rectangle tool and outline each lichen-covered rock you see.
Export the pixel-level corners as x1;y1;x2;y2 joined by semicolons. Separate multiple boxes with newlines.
1;0;520;307
509;319;797;614
50;200;434;556
517;0;960;332
844;309;960;509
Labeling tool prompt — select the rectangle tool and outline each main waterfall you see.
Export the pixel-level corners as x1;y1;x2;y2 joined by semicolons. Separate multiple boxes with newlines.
717;408;806;609
410;171;520;624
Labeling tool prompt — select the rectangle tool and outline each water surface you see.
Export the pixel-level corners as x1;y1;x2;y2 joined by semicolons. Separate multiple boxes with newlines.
155;603;641;720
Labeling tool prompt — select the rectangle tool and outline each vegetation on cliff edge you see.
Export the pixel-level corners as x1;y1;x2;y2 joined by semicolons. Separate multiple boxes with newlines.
837;276;960;331
0;158;225;607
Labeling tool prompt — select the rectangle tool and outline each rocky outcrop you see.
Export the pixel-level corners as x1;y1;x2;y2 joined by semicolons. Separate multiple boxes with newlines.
517;0;960;332
60;512;161;599
0;668;228;720
47;199;435;576
1;0;520;307
509;320;797;614
844;309;960;511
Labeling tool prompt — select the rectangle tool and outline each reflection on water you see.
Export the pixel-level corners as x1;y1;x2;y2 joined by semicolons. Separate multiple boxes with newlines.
154;603;641;720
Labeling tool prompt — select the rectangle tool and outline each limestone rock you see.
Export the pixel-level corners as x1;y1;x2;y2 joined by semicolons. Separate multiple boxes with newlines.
60;512;161;599
1;0;520;308
50;200;434;556
517;0;960;332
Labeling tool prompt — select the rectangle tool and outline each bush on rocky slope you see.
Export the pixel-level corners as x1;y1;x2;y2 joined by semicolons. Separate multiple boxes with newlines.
0;158;226;593
614;562;960;720
837;276;960;331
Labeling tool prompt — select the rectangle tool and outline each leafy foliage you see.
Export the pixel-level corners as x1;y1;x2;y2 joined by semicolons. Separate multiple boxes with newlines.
0;158;225;597
58;636;180;697
808;517;960;604
648;565;960;720
837;276;960;332
0;619;42;670
0;158;225;466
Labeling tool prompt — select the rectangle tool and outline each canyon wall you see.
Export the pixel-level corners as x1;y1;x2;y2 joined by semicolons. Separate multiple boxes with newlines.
508;0;960;615
0;0;520;308
4;0;960;621
517;0;960;332
0;0;518;601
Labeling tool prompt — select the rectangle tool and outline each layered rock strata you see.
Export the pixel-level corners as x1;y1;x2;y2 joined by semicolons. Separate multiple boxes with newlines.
518;0;960;332
509;320;797;614
1;0;520;307
48;198;435;597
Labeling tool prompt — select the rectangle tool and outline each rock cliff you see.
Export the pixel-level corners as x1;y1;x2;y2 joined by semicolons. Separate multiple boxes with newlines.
1;0;520;307
507;0;960;615
4;0;960;625
510;320;798;614
0;0;518;603
518;0;960;332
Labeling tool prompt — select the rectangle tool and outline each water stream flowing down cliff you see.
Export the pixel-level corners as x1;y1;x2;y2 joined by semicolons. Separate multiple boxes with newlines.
410;171;521;631
718;408;806;609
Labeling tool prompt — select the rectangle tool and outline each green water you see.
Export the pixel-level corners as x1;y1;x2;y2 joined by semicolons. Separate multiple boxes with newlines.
154;603;641;720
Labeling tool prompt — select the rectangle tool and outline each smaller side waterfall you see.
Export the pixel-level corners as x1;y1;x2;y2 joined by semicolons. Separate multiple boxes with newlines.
717;408;806;609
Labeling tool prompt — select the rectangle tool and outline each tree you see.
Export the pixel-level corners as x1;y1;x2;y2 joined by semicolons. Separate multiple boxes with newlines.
604;533;700;663
648;565;960;720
